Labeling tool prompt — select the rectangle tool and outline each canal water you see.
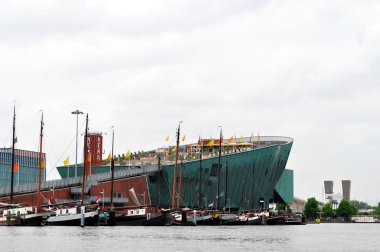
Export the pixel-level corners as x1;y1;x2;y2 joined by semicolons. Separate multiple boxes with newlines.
0;224;378;251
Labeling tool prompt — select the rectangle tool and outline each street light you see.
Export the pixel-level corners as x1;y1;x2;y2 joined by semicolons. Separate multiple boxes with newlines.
71;110;84;177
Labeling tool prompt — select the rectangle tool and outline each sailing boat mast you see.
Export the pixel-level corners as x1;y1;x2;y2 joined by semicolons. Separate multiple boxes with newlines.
81;114;89;206
177;158;183;208
157;155;161;207
37;112;44;210
110;127;115;208
171;121;182;209
224;159;228;208
216;127;222;210
10;105;16;203
197;138;203;208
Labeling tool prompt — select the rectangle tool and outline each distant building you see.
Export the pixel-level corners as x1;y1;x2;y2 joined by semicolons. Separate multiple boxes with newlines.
2;136;295;209
324;180;351;207
0;148;46;186
324;181;333;194
342;180;351;201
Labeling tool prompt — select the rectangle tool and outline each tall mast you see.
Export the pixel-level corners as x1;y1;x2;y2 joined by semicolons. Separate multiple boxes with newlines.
224;159;228;208
37;112;44;210
81;114;89;206
10;105;16;203
216;128;222;210
177;158;183;208
197;139;203;208
110;127;115;208
171;121;182;209
157;155;161;207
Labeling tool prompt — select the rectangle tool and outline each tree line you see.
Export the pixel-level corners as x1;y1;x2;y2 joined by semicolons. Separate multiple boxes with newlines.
304;197;380;221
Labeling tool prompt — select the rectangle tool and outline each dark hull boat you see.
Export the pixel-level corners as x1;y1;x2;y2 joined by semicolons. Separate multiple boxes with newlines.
266;216;284;225
115;207;171;226
0;206;47;226
277;214;306;225
116;212;170;226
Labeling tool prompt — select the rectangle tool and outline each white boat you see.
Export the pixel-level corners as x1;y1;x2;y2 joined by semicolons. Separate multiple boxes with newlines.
47;206;99;226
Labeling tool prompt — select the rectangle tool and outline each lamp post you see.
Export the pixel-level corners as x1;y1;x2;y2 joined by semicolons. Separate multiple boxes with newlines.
71;110;83;177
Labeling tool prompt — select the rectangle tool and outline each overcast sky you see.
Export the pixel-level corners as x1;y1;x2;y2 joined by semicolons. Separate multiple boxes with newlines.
1;0;379;204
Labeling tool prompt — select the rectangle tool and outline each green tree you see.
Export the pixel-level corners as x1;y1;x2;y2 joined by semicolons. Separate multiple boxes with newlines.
276;203;286;211
350;200;372;210
304;197;319;219
321;203;334;219
275;203;292;213
373;203;380;215
336;200;357;221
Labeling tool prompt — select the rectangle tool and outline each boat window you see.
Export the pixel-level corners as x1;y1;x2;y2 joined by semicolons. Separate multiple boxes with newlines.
137;210;139;214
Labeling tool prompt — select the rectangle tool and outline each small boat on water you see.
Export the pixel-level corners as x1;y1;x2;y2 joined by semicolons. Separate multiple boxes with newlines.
171;209;217;225
186;210;215;225
0;204;48;226
46;114;99;226
114;206;171;226
46;205;99;226
280;213;306;225
0;108;49;226
219;213;243;225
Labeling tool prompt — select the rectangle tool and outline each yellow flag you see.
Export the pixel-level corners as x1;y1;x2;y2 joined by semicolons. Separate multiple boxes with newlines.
228;136;234;143
171;146;177;153
125;150;131;159
206;139;215;146
258;132;260;142
63;156;69;166
250;132;254;142
166;135;170;142
107;153;111;161
182;135;186;142
238;135;243;142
